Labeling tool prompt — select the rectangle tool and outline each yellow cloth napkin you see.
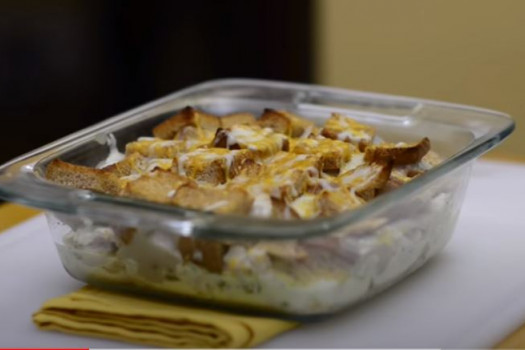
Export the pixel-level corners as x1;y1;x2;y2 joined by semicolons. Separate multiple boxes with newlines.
33;286;297;348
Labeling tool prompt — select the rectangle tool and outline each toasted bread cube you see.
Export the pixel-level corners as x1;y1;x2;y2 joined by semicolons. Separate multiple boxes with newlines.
105;153;175;179
258;109;315;137
284;111;317;138
263;152;322;200
173;184;252;215
103;152;147;177
211;124;289;157
266;152;322;176
321;113;375;150
289;194;320;219
45;159;121;195
184;158;226;185
152;106;220;139
339;152;366;174
338;162;393;200
125;138;189;159
318;190;364;217
272;169;311;201
228;157;262;178
270;198;299;220
177;148;254;185
121;170;189;204
377;169;412;195
306;176;342;195
235;152;321;202
177;148;229;185
177;237;226;273
258;109;292;135
364;137;431;165
291;138;354;171
220;112;257;128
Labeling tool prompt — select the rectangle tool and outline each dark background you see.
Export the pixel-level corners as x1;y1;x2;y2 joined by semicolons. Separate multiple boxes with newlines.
0;0;314;164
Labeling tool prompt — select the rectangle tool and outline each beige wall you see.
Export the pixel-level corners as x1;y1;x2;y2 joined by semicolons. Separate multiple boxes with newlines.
315;0;524;160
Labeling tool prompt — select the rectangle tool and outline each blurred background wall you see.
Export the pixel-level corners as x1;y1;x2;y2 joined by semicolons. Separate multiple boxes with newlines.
315;0;524;161
0;0;523;164
0;0;313;164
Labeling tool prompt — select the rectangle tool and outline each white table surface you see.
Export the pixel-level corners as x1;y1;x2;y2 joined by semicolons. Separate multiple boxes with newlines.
1;160;524;348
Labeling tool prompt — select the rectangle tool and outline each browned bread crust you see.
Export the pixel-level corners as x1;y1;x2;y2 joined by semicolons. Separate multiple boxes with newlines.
45;159;121;195
220;112;257;128
122;170;189;204
258;109;315;137
364;137;431;165
152;106;220;139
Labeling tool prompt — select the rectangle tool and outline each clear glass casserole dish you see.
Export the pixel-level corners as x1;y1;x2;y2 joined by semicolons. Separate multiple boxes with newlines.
0;79;514;318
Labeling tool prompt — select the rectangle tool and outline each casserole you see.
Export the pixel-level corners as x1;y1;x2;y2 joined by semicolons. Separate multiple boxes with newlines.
0;79;514;317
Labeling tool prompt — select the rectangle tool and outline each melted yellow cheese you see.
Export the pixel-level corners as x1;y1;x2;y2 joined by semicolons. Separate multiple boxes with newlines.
323;113;375;145
226;125;288;156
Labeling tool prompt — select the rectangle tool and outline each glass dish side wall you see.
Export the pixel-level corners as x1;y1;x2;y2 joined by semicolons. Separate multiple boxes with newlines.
46;162;472;317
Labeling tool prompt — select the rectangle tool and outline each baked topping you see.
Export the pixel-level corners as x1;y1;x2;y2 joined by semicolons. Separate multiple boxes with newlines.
45;107;439;220
321;113;376;150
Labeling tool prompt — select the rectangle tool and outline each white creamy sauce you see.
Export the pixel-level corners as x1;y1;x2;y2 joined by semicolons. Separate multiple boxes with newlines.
120;173;142;182
318;178;339;191
145;158;173;173
307;166;320;177
340;153;365;174
96;133;125;169
289;194;318;219
204;200;229;211
340;165;379;191
299;125;314;139
138;136;156;142
294;154;309;161
249;187;273;218
337;131;370;144
224;152;236;171
60;188;454;314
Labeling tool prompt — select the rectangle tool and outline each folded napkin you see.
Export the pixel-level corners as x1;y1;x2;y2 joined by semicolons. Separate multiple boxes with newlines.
33;286;296;348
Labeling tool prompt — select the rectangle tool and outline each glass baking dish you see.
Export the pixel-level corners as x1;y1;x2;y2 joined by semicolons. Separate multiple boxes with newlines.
0;79;514;318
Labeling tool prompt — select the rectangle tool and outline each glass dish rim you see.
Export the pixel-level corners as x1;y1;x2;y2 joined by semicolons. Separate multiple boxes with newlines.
0;78;515;239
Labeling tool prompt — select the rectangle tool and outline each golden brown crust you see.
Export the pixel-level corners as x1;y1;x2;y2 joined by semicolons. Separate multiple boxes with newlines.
45;159;121;195
291;138;354;172
125;139;181;158
220;113;257;128
103;153;150;177
173;184;252;215
179;149;255;185
258;109;292;135
211;124;289;157
258;109;315;138
228;152;259;178
185;159;226;185
321;113;375;150
285;111;316;138
46;106;437;220
121;170;189;204
152;106;220;139
229;158;263;178
319;190;364;217
338;162;393;200
211;128;229;148
364;137;431;166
